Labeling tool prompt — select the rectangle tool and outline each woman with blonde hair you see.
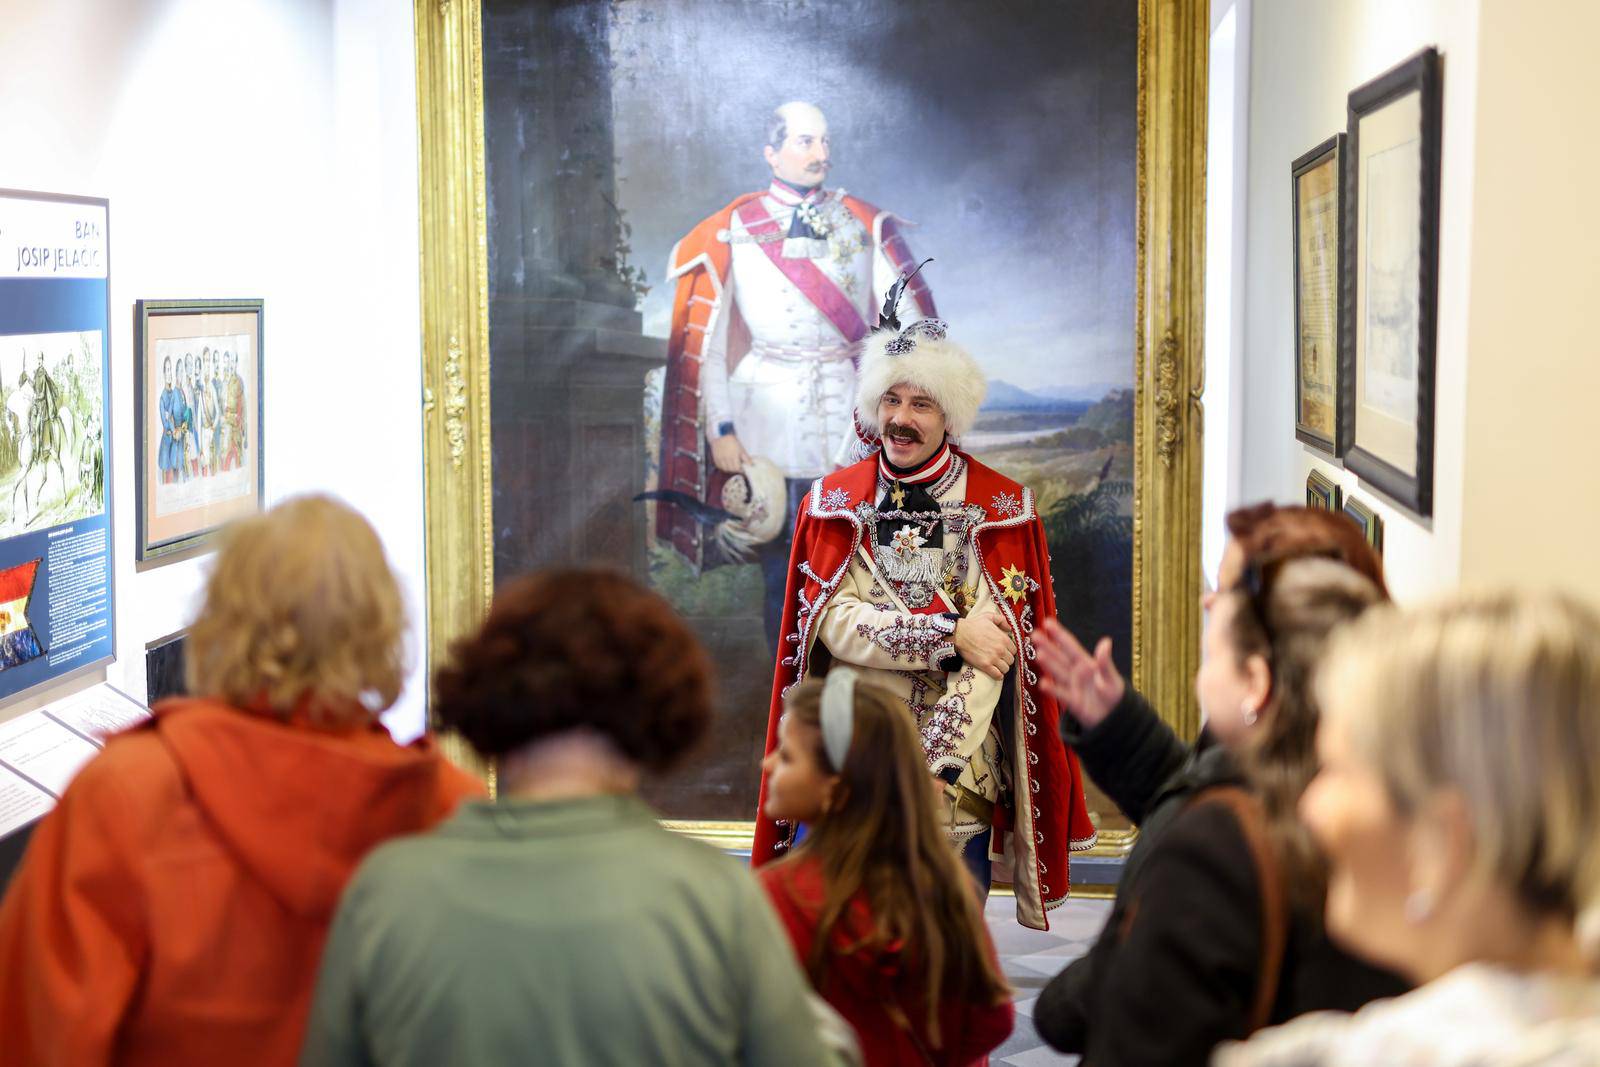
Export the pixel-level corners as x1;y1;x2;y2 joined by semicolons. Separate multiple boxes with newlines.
759;671;1014;1065
0;495;482;1066
1217;590;1600;1065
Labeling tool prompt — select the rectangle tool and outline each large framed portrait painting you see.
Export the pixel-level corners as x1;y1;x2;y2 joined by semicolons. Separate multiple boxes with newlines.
134;299;264;560
477;0;1138;823
415;0;1210;857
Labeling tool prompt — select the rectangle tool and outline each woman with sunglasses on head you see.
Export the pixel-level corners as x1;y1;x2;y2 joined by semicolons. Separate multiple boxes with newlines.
1218;590;1600;1065
1032;505;1410;1064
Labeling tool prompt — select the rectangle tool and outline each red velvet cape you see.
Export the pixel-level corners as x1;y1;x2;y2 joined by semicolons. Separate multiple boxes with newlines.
751;451;1096;929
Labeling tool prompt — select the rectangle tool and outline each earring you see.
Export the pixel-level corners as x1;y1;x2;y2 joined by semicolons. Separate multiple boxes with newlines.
1241;701;1258;727
1404;888;1435;924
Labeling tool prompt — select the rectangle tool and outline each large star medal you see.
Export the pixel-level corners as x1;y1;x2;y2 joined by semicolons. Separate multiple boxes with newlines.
1000;564;1031;606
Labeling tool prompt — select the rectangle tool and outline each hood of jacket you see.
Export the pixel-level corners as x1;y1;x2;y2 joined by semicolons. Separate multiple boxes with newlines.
149;696;476;919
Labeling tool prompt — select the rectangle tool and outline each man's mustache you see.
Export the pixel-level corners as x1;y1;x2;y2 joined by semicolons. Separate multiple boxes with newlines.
885;424;922;443
806;160;831;172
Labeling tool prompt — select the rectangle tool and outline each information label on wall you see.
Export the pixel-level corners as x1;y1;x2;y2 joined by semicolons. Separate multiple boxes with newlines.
0;190;115;702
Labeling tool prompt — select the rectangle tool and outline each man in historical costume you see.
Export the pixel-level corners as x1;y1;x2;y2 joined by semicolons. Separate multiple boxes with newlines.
210;352;226;470
24;352;66;502
7;368;35;508
655;100;937;649
181;354;205;480
157;357;183;485
0;376;17;480
194;348;216;478
752;293;1097;930
222;351;247;472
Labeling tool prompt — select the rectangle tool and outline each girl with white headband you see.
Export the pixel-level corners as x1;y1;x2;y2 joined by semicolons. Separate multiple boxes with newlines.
759;668;1014;1066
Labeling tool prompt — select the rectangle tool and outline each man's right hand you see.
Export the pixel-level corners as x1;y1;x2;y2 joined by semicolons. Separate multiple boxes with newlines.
954;611;1016;680
1034;617;1124;729
710;432;751;473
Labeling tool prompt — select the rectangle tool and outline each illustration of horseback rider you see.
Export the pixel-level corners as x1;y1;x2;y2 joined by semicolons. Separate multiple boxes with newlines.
12;351;69;522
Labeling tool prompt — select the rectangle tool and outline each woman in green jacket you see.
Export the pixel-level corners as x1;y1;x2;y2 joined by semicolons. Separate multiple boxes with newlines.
301;568;853;1067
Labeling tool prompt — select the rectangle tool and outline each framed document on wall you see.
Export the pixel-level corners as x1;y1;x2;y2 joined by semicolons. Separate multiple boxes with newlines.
134;299;264;560
1342;47;1442;517
1292;135;1345;455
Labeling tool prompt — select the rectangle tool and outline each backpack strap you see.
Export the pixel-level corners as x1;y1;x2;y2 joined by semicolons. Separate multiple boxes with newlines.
1195;786;1290;1035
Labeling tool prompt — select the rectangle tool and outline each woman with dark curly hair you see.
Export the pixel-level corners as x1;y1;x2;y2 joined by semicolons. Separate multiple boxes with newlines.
301;568;852;1067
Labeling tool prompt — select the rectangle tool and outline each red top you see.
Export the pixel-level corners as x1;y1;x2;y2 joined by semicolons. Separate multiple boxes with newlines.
0;697;483;1067
760;854;1015;1067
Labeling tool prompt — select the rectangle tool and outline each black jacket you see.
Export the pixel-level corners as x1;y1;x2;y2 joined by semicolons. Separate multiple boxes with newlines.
1034;690;1409;1065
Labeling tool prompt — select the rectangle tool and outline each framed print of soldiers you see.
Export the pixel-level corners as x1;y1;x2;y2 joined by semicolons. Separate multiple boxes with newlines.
656;100;937;649
752;284;1096;930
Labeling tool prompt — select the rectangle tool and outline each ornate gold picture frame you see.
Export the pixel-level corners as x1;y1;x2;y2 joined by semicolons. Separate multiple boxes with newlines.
411;0;1207;861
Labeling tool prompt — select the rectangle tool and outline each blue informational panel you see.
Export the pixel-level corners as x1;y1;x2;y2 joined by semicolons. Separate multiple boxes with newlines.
0;190;115;702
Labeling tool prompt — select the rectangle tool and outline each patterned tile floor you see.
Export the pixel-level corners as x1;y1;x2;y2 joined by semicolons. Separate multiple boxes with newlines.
985;894;1111;1065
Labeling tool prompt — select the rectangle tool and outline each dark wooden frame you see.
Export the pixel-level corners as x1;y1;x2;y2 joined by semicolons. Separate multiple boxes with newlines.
1342;494;1384;555
133;298;265;560
1306;468;1343;512
1342;47;1442;517
1292;134;1347;455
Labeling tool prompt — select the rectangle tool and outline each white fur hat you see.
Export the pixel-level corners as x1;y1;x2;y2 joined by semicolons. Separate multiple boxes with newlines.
854;321;988;440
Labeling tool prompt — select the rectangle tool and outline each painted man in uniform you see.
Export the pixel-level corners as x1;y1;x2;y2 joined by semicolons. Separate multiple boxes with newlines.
656;101;936;648
158;356;183;485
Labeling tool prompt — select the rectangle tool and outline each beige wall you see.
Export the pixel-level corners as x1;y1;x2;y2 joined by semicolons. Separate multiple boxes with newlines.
1235;0;1481;602
1457;0;1600;599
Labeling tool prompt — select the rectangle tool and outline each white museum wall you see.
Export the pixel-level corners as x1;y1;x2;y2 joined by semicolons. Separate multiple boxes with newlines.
0;0;429;739
1201;0;1251;590
1456;0;1600;601
1235;0;1480;602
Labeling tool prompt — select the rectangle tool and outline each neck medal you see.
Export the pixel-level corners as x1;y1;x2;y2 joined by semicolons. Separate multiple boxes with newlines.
875;478;944;610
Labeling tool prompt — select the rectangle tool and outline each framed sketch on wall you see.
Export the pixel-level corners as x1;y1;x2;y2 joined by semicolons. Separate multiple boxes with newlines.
134;299;264;560
1292;134;1345;454
1342;47;1442;517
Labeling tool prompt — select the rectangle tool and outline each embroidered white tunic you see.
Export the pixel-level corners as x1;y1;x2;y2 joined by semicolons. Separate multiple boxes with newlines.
814;464;1004;843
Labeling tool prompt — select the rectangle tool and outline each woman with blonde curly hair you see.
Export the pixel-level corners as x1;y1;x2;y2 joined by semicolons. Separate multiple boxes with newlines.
0;495;482;1067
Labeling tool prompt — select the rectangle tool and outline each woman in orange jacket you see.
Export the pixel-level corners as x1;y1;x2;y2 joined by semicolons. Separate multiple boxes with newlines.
0;495;482;1067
